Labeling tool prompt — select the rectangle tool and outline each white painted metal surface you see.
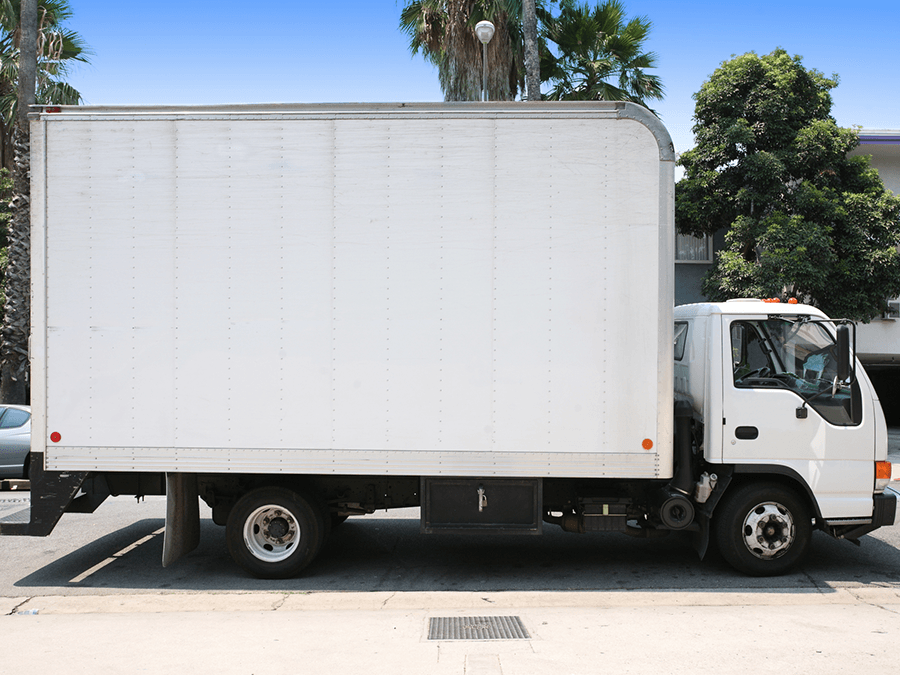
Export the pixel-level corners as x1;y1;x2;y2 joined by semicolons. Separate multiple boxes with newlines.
31;102;675;478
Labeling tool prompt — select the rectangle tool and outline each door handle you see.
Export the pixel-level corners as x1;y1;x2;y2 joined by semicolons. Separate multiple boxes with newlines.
735;426;759;440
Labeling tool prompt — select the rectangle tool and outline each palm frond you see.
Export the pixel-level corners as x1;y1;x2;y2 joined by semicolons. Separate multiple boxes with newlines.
37;77;81;104
540;0;663;112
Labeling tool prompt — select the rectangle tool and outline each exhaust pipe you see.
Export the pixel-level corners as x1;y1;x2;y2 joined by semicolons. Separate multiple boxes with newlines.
652;400;697;530
671;400;694;495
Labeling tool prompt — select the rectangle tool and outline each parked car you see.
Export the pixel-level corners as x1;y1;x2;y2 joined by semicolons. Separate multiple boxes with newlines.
0;404;30;479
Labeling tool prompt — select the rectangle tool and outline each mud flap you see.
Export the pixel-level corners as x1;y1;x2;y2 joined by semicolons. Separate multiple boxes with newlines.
690;513;711;560
162;473;200;567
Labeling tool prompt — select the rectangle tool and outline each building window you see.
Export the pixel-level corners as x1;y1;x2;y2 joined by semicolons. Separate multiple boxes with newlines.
675;233;712;263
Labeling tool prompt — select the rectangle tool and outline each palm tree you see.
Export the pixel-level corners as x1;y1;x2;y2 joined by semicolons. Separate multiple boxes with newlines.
400;0;524;101
539;0;663;112
0;0;89;169
0;0;88;403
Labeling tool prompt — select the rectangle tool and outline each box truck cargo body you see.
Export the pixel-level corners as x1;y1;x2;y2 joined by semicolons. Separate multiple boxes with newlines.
1;102;894;578
36;103;672;477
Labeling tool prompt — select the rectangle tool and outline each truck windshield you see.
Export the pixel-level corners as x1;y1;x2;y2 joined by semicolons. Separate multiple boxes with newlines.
730;317;860;426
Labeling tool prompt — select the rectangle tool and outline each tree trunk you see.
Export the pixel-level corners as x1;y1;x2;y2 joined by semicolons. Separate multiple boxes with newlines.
2;0;37;404
441;0;516;101
522;0;540;101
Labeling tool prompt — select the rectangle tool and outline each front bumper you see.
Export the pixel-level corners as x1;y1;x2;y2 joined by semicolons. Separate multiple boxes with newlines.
874;486;898;528
832;488;897;542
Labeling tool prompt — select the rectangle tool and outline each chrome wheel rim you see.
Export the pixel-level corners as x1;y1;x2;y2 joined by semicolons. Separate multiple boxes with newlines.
742;501;795;560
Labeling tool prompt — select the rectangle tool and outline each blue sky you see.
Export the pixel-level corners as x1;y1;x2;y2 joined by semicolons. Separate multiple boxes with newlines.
64;0;898;155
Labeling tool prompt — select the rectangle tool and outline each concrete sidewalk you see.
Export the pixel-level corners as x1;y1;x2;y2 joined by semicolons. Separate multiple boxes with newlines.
2;589;900;675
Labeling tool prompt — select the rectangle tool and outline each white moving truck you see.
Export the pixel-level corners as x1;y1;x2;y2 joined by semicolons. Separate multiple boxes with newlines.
1;102;894;577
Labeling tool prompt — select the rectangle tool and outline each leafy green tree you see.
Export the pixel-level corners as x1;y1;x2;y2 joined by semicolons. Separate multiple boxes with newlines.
538;0;663;110
399;0;524;101
676;49;900;322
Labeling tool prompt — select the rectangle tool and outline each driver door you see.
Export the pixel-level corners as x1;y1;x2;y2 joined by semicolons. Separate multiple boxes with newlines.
721;316;873;519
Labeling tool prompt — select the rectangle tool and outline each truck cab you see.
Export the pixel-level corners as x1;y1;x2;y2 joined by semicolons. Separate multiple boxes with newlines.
675;299;895;574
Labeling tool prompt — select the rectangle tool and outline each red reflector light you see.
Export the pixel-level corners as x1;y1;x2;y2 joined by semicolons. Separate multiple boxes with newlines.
876;461;892;480
44;106;62;113
50;432;61;443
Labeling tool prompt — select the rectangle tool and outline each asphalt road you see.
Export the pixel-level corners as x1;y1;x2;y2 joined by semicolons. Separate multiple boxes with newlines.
1;494;899;597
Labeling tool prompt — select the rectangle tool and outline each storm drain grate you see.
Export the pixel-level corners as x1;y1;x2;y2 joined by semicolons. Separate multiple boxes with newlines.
428;616;530;641
0;508;29;524
0;500;29;524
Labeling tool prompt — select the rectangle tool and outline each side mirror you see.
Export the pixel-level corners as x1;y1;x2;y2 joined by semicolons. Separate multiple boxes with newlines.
836;325;851;382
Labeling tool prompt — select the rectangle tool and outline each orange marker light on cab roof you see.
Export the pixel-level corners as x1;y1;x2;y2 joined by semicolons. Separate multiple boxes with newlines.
788;298;798;304
642;438;654;450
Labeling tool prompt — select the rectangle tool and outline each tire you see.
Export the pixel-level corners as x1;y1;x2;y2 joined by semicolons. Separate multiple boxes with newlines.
714;482;812;576
226;487;324;579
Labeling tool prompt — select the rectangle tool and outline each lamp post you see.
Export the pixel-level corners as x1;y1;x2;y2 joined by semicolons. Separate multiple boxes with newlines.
474;20;495;102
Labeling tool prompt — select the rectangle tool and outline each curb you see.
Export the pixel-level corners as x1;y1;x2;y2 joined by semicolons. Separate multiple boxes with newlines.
5;587;900;616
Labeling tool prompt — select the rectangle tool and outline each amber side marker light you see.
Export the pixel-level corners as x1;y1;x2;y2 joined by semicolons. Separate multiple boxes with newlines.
642;438;654;450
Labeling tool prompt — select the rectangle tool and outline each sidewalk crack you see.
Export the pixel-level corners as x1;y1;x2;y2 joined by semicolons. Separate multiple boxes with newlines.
845;587;900;615
7;598;33;616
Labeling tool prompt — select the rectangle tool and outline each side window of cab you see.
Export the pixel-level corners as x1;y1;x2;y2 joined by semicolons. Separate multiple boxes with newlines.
674;321;688;361
731;322;772;382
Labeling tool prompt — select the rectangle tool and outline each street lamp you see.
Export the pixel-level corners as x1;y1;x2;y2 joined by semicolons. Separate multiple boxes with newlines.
474;20;495;102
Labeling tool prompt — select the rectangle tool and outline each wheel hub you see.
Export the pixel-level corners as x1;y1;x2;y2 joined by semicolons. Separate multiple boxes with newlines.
263;512;290;541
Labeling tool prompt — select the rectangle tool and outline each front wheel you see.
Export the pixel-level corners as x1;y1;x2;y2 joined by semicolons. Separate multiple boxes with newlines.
714;482;812;576
226;487;323;579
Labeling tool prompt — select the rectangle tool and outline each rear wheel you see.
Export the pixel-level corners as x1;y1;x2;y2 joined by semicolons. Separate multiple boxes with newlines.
226;487;323;579
715;482;812;576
